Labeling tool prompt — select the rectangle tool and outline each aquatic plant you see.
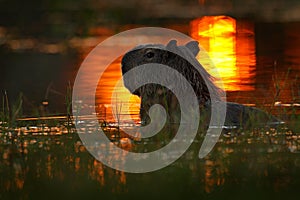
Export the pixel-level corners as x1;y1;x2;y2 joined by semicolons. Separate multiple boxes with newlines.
113;94;122;139
65;81;73;133
0;91;23;130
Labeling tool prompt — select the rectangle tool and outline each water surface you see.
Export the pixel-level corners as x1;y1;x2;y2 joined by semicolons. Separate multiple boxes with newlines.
1;17;300;200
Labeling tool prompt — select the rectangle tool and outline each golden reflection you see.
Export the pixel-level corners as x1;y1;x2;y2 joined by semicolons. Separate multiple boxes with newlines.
94;17;256;122
203;158;227;193
90;160;105;186
96;58;140;122
190;16;256;91
46;154;53;178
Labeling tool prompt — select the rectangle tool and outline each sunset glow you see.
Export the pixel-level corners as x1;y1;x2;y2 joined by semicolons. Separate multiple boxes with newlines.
96;60;140;122
191;16;255;91
96;17;256;122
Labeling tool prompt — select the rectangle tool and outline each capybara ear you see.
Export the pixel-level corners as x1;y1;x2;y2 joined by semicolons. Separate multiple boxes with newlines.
185;41;200;56
166;40;178;51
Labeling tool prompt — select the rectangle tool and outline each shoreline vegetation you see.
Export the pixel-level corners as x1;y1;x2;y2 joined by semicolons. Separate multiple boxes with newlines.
0;85;300;200
0;85;299;139
0;67;299;139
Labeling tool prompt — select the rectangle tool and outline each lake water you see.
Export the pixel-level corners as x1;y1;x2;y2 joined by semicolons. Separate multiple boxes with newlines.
1;17;300;200
1;127;300;200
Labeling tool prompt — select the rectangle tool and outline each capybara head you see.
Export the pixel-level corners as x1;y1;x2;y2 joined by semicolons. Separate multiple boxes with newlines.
121;40;221;105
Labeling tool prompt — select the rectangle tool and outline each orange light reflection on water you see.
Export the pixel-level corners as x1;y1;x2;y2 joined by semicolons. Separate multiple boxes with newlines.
96;58;140;122
96;17;256;121
190;16;256;91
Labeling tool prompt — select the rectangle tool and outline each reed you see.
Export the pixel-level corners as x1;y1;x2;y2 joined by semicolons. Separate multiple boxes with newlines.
113;94;122;139
0;91;9;130
0;91;23;135
65;81;73;133
11;93;23;127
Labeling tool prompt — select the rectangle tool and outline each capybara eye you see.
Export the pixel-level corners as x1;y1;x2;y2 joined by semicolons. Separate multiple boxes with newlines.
145;51;154;58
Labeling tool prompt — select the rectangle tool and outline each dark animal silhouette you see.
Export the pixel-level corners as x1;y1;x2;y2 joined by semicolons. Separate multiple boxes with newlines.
121;40;283;129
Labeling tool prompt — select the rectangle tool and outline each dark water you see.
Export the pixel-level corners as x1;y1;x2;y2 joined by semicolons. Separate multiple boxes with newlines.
0;18;300;200
1;128;300;200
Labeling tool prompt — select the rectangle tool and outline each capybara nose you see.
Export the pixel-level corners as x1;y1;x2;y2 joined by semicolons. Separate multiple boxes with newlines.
121;52;133;74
